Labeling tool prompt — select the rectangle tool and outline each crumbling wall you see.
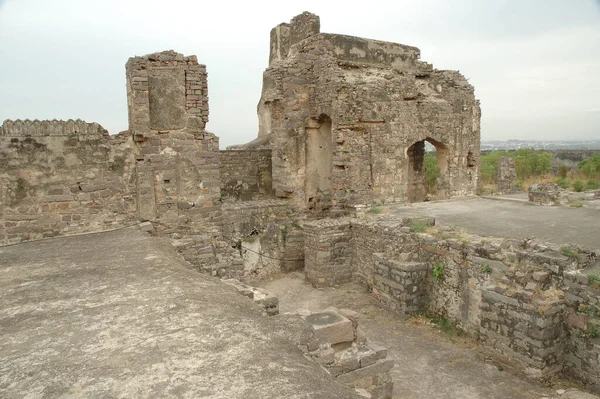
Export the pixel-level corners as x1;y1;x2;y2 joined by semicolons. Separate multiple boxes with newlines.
0;119;136;244
497;157;517;194
529;182;561;205
220;149;273;202
304;215;599;386
563;272;600;391
126;51;229;273
254;12;480;212
222;200;304;277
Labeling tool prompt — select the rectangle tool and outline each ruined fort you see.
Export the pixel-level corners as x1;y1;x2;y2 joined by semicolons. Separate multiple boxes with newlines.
1;12;599;399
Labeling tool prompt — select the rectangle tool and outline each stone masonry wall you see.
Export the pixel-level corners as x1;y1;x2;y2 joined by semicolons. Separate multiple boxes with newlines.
563;272;600;390
126;51;229;275
220;150;273;202
222;200;304;277
497;156;517;194
304;219;352;287
0;120;136;245
304;215;600;388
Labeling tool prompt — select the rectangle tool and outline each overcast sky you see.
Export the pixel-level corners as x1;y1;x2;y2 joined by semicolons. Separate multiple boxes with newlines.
1;0;599;148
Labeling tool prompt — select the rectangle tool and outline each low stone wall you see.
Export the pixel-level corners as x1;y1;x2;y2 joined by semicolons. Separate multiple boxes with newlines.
479;287;566;379
372;254;428;315
529;182;561;205
563;272;600;391
220;149;273;202
304;215;600;388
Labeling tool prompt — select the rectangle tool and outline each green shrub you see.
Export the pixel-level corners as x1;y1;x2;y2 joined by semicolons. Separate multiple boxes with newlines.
433;263;444;281
558;163;569;178
479;150;554;186
369;207;382;214
586;180;599;190
579;154;600;180
424;153;440;194
572;180;584;192
410;219;428;233
555;177;570;189
561;246;580;262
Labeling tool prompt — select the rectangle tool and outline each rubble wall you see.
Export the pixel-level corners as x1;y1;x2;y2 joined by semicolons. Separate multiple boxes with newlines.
305;216;600;387
220;150;273;202
222;200;304;277
0;120;136;245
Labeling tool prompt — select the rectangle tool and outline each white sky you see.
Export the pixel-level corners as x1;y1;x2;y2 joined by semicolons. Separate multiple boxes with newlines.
1;0;599;148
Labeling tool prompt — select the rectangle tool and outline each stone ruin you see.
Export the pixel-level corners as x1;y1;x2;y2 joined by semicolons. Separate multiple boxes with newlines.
497;156;517;194
1;11;599;396
302;307;393;399
529;182;561;205
239;12;481;211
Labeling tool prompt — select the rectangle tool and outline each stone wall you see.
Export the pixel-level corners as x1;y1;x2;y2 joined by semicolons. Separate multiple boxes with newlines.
497;156;517;194
222;200;304;277
304;215;600;387
563;272;600;390
529;182;561;205
125;51;231;274
0;120;136;245
304;219;352;287
220;149;273;202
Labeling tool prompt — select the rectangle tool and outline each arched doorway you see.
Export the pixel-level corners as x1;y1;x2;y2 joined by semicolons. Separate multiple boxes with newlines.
406;138;448;202
305;114;332;210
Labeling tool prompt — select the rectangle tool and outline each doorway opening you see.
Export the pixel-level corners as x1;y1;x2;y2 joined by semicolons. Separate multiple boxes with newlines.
406;138;448;202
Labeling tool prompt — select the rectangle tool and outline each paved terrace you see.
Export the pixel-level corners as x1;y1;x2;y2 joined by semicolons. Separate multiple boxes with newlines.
386;196;600;250
0;227;358;399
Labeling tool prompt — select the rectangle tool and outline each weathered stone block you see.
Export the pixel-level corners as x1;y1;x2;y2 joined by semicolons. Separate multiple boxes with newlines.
303;311;354;345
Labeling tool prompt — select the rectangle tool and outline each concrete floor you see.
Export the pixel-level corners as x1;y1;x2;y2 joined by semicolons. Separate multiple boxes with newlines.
385;196;600;249
254;273;565;399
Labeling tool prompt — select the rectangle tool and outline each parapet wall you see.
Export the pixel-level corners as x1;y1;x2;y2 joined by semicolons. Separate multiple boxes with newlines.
0;119;109;137
0;119;136;245
304;216;600;389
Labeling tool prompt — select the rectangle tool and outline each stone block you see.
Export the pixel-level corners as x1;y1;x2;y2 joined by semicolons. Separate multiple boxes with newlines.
567;313;589;330
368;343;389;359
139;221;154;233
303;310;354;345
336;359;394;385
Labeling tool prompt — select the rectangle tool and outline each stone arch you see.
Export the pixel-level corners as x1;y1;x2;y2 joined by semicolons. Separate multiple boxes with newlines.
305;114;332;210
406;137;449;203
